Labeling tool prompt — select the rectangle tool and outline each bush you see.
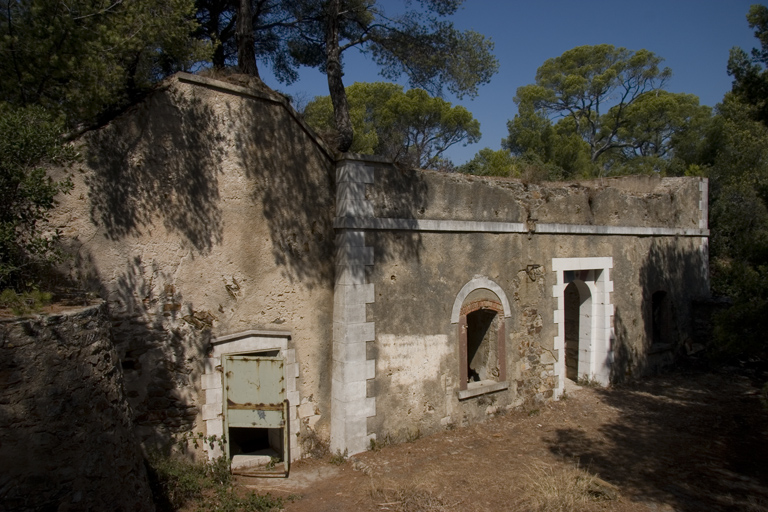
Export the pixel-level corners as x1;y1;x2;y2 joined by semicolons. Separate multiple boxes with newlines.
146;453;285;512
0;288;52;315
0;104;74;291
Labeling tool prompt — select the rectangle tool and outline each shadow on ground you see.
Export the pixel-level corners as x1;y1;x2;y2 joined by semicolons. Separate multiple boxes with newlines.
547;369;768;511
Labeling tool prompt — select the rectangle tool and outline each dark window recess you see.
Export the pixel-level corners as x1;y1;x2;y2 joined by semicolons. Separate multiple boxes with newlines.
466;309;500;383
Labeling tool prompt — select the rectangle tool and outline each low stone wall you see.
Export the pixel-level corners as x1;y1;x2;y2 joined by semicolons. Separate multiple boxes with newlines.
0;302;154;511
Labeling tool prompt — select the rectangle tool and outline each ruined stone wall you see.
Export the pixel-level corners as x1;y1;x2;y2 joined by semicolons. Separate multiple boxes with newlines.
49;74;337;455
0;303;153;511
335;161;709;447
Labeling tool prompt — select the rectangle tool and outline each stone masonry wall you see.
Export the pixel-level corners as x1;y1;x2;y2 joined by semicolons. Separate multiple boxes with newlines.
0;303;153;512
333;160;709;450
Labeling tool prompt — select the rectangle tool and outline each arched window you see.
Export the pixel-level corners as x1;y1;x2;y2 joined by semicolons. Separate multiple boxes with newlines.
458;298;506;390
451;277;511;399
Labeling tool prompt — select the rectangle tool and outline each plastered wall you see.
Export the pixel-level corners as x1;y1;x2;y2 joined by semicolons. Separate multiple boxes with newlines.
50;74;338;456
337;162;709;448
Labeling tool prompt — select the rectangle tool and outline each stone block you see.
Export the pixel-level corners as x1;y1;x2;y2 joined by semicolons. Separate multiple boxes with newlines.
332;378;367;403
335;264;366;286
337;197;374;218
204;357;220;374
333;321;375;344
286;369;297;391
335;246;374;266
346;322;375;343
206;419;223;437
201;373;221;390
335;230;365;247
336;182;366;202
307;414;321;430
333;340;367;363
333;360;369;383
202;403;222;421
335;303;367;324
337;162;374;183
298;402;316;418
205;387;222;404
334;283;375;306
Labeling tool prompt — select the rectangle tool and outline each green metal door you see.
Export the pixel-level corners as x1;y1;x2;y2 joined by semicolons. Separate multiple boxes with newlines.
223;355;289;475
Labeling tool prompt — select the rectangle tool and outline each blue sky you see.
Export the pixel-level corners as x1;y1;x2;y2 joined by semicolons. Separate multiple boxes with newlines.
259;1;762;165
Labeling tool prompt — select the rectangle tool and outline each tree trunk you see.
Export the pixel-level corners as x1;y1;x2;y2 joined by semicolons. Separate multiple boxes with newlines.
237;0;259;77
325;0;353;152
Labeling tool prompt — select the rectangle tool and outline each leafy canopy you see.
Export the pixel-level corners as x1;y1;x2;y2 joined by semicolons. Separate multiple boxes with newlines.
287;0;497;151
288;0;497;99
727;3;768;127
304;82;480;168
505;44;710;177
458;148;518;177
195;0;299;81
0;105;74;289
0;0;209;126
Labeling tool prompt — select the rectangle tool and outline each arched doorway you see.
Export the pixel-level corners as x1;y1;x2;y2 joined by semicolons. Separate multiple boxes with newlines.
563;280;592;382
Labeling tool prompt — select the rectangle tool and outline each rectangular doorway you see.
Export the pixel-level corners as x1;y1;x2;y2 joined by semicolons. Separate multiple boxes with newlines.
223;353;289;476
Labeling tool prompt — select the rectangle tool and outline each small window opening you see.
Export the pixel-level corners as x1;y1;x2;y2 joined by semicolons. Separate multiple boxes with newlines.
466;309;500;383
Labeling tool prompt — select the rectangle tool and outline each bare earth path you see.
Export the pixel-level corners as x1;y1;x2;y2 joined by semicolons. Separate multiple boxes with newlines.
239;368;768;512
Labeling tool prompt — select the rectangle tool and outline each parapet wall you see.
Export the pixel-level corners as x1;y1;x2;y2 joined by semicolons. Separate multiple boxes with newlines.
0;303;153;511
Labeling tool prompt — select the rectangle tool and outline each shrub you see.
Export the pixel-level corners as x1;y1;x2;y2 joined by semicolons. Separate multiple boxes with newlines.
146;453;285;512
0;104;74;291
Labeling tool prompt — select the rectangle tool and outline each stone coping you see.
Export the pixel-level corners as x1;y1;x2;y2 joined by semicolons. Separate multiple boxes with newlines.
212;329;292;345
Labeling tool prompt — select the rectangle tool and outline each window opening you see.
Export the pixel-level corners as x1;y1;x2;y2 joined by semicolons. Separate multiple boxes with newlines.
466;309;500;382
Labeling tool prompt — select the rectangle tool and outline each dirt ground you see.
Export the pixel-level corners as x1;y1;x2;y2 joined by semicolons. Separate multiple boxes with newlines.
240;365;768;512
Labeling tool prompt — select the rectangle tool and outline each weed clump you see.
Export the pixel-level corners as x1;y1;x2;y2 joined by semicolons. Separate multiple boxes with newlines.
329;448;348;465
516;462;618;512
0;288;51;315
146;453;285;512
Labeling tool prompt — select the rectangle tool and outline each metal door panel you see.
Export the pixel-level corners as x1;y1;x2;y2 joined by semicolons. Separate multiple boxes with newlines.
223;355;289;476
227;408;284;428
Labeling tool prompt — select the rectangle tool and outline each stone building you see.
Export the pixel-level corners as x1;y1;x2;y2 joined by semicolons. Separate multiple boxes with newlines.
49;73;710;467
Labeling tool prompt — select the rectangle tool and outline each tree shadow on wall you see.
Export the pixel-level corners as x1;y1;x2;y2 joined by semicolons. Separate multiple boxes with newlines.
85;86;225;255
232;100;335;288
367;165;427;267
70;249;212;449
611;239;707;382
231;100;427;287
110;255;211;447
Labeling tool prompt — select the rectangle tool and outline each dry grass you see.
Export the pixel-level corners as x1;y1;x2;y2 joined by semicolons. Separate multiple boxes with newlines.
515;462;619;512
370;480;455;512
